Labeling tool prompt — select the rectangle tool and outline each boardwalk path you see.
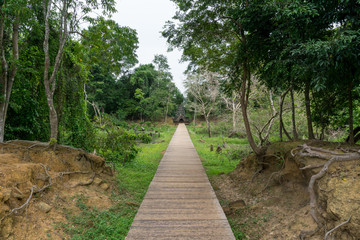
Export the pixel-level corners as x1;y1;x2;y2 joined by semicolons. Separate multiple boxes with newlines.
126;124;235;240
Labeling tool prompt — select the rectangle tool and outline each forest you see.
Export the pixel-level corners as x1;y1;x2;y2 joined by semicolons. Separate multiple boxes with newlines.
0;0;183;150
1;0;360;239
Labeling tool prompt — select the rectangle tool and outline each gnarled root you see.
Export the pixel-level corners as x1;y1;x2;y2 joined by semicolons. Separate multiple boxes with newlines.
295;144;360;239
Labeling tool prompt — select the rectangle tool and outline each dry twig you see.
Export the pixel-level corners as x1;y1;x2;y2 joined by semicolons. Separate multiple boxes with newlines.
0;186;34;223
324;216;352;240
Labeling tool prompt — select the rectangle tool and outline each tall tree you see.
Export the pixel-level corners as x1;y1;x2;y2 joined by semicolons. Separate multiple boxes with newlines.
222;90;241;136
163;0;267;154
0;0;24;142
185;71;219;138
42;0;115;141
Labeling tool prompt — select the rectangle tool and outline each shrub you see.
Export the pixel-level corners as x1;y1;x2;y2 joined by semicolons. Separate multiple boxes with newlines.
96;126;138;166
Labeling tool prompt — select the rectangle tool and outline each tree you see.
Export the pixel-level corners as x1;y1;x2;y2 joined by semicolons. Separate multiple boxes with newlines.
222;90;241;136
163;0;275;154
82;17;138;76
185;71;219;138
42;0;115;141
0;0;24;142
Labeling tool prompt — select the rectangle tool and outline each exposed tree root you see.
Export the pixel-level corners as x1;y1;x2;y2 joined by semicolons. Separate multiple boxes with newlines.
0;163;94;225
296;144;360;239
0;186;34;223
324;216;351;240
35;164;53;193
71;172;96;188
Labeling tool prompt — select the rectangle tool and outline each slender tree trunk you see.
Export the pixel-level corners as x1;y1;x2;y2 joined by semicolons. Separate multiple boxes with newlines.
348;82;354;145
0;13;19;142
279;89;292;141
205;116;211;138
232;105;236;132
0;11;7;143
193;98;197;126
305;81;315;139
164;97;169;123
43;0;68;140
240;66;261;155
279;96;283;141
290;88;298;140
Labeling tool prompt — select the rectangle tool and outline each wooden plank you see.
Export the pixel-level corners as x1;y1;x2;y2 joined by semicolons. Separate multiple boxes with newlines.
125;124;235;240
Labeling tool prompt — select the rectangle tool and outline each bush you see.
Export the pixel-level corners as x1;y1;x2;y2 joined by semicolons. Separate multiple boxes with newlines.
96;126;138;166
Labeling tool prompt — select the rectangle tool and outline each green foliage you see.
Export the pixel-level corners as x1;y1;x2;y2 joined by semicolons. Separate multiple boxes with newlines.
96;125;138;166
61;126;176;240
82;17;139;75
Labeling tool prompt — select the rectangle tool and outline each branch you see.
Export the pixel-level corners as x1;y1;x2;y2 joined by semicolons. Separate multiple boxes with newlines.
69;31;87;39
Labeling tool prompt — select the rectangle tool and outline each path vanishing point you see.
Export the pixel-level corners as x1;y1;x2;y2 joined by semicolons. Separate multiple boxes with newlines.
126;124;236;240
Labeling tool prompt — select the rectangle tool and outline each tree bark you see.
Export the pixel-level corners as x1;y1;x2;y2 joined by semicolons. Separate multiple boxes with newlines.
305;81;315;139
0;13;19;142
43;0;68;140
205;116;211;138
240;66;261;155
279;89;292;141
164;96;169;123
290;88;298;140
232;106;236;132
348;82;354;144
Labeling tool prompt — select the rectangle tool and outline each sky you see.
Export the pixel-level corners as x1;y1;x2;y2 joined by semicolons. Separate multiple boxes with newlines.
113;0;187;93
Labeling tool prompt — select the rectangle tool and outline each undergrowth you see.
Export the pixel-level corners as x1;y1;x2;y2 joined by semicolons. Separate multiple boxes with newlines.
61;125;176;240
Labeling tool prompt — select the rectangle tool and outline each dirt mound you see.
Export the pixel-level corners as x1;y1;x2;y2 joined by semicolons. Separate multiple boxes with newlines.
0;140;115;240
212;141;360;239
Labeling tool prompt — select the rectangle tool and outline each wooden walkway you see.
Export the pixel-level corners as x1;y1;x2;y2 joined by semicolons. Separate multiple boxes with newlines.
126;124;235;240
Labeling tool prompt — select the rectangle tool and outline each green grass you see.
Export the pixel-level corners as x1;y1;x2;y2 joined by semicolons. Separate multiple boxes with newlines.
61;125;176;240
187;126;250;177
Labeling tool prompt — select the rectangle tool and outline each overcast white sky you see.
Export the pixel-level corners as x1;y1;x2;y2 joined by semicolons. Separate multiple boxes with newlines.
113;0;187;93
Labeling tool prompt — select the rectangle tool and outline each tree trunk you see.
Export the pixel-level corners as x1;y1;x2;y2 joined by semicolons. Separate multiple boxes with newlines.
193;102;196;126
232;106;236;132
279;97;283;141
0;12;7;143
348;82;354;145
279;89;292;141
205;116;211;138
290;88;298;140
43;0;68;140
0;13;19;142
164;97;169;123
305;81;315;139
240;66;261;155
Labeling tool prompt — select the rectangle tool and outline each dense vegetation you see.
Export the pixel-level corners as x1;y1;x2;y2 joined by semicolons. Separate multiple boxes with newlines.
0;0;183;154
62;125;176;240
163;0;360;154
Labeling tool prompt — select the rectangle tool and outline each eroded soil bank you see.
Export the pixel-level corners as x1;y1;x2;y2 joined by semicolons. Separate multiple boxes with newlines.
0;141;116;240
212;141;360;239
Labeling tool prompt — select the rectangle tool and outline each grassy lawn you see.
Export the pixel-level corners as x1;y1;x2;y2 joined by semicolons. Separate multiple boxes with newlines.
62;125;176;240
187;125;250;177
